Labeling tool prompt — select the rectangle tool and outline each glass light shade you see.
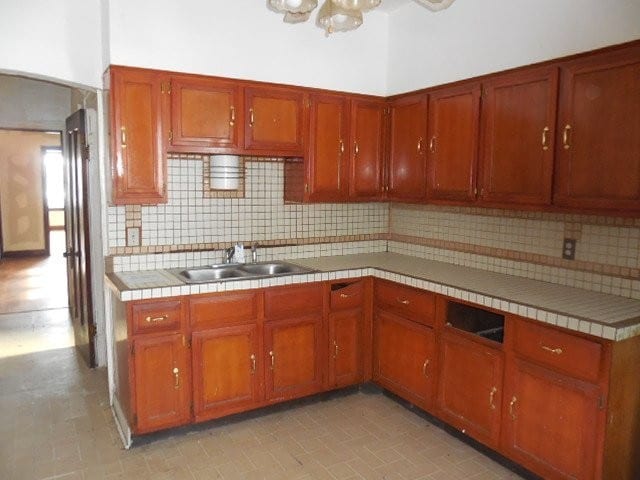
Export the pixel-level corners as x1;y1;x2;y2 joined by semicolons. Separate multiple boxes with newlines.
283;11;312;23
332;0;381;12
317;0;363;34
413;0;456;12
268;0;318;14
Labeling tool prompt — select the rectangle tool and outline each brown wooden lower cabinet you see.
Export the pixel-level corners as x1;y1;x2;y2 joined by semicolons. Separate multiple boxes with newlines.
437;330;504;447
264;314;324;402
191;324;260;422
132;333;191;434
373;310;437;411
502;358;602;480
328;309;363;388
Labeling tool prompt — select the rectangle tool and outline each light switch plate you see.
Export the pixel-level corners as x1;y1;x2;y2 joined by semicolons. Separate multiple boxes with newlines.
562;238;576;260
126;227;140;247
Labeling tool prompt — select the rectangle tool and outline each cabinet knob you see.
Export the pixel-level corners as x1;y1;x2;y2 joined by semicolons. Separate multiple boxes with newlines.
397;298;410;305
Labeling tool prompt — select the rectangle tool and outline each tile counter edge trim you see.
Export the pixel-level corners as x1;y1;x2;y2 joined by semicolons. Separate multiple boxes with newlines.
106;268;640;342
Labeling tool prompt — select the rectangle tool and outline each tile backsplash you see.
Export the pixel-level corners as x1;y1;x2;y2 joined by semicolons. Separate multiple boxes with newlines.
107;156;640;299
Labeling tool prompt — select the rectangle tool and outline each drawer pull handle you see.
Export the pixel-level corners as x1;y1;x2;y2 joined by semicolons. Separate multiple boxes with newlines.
541;345;563;355
562;124;572;150
173;367;180;389
229;106;236;126
250;354;256;374
269;350;275;370
333;341;339;359
120;127;127;148
429;136;436;153
397;298;410;305
422;359;430;378
489;386;497;410
249;108;255;127
417;137;424;154
541;126;550;151
509;396;517;420
339;293;351;299
145;315;168;323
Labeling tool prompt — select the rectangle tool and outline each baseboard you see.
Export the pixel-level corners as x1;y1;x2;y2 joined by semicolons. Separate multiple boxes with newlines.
111;393;132;449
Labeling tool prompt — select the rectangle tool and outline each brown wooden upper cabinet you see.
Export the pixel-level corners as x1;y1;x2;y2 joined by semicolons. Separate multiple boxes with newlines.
244;86;305;155
478;67;558;206
554;44;640;211
306;93;350;202
387;93;428;201
349;99;386;200
169;76;243;152
110;66;168;205
426;82;481;203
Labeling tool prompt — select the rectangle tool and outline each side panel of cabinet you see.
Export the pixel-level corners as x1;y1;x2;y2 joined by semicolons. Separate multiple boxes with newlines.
350;100;385;200
170;76;242;150
307;94;349;201
554;46;640;211
502;358;601;480
132;333;190;433
387;94;428;201
264;315;324;402
244;86;305;154
111;67;167;204
479;67;558;206
437;331;503;447
192;324;260;421
329;309;363;388
426;83;481;202
373;310;437;410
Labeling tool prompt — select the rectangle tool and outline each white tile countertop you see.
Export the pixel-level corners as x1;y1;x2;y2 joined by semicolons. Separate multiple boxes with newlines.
106;252;640;341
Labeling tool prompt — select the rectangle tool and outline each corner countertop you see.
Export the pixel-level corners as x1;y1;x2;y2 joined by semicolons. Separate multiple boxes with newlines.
106;252;640;341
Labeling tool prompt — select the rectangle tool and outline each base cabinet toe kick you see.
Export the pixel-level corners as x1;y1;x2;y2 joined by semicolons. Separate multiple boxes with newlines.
111;277;640;480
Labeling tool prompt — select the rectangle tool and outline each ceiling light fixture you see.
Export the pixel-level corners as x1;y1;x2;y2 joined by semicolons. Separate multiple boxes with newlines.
268;0;456;34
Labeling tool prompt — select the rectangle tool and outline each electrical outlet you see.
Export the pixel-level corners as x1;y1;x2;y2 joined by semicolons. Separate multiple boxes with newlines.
562;238;576;260
126;227;140;247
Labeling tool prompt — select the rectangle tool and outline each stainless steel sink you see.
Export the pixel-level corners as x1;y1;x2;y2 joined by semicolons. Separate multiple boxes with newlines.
170;261;314;284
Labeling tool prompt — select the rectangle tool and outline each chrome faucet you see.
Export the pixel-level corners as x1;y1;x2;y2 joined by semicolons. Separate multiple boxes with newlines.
223;245;235;264
251;242;259;263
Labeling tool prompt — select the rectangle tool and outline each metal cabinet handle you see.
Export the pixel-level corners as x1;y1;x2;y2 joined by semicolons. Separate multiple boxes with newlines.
489;386;497;410
339;293;351;299
354;141;359;155
250;354;256;374
397;298;410;305
173;367;180;389
249;108;255;127
422;359;430;378
509;396;517;420
417;137;424;154
562;124;572;150
541;345;563;355
339;139;345;154
541;126;550;151
333;341;339;359
145;315;168;323
429;136;436;153
230;106;236;126
269;350;275;370
120;127;127;148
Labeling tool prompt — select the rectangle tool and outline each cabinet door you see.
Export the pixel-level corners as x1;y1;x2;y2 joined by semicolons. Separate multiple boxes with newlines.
554;45;640;211
479;67;558;206
329;309;363;388
350;100;385;200
426;83;481;202
387;94;428;201
373;310;436;410
192;324;260;422
503;359;602;480
111;67;167;204
437;331;503;447
132;333;190;433
307;94;350;201
264;314;324;402
244;86;305;154
170;76;242;151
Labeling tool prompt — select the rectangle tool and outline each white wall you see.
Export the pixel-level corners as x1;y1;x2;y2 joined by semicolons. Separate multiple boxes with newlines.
107;0;389;95
387;0;640;95
0;0;103;88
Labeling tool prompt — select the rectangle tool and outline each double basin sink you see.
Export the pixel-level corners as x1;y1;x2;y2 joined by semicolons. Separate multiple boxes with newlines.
169;261;315;284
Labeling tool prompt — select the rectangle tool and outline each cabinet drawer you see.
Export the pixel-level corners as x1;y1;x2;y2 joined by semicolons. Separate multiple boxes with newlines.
130;299;183;335
190;291;260;329
265;283;323;319
330;281;364;311
374;280;435;326
513;319;604;383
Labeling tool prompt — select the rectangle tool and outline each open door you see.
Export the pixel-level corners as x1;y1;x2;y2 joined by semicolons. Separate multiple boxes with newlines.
64;109;96;367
